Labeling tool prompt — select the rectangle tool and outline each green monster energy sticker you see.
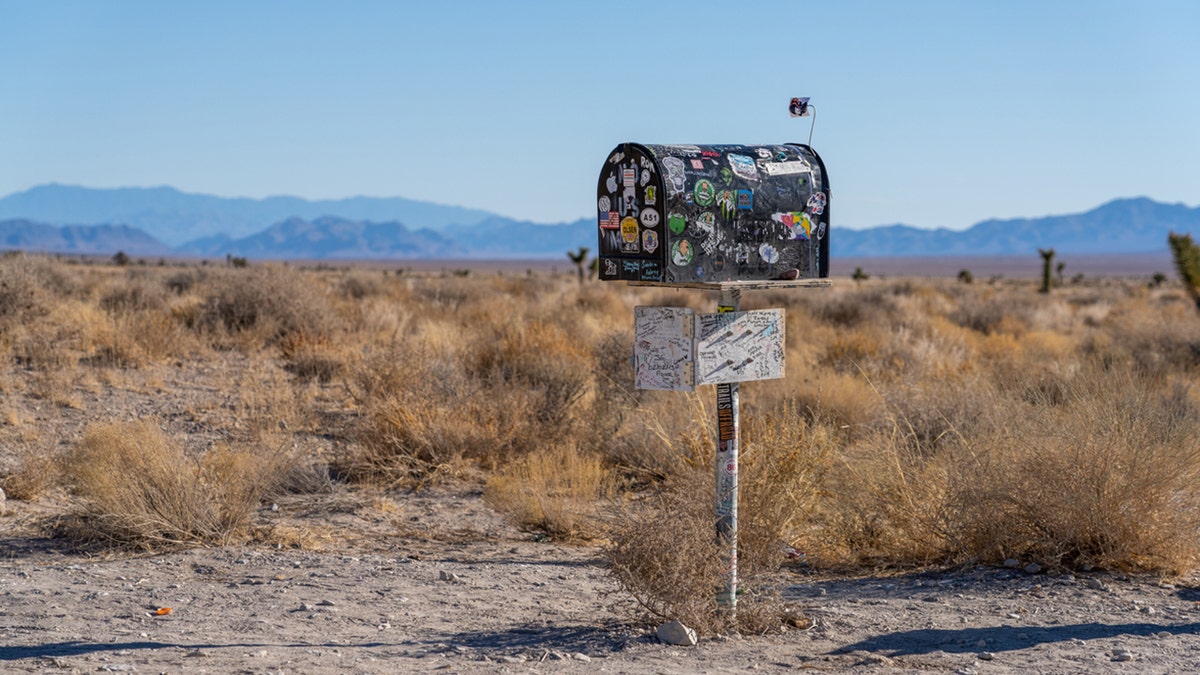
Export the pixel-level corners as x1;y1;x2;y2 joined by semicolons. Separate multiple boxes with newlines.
694;179;715;206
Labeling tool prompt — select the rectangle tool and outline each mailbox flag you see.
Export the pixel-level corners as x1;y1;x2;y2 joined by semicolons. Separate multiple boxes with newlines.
788;97;810;117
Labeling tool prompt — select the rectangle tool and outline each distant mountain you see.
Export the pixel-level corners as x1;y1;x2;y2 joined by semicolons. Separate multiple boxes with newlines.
0;219;169;256
183;216;457;259
0;185;1194;261
0;184;497;246
182;215;595;260
833;198;1200;257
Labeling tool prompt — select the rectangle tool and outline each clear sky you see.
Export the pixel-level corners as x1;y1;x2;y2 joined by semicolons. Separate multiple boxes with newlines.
2;1;1197;230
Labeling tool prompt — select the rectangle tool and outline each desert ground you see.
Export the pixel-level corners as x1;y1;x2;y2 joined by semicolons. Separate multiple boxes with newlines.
2;253;1200;673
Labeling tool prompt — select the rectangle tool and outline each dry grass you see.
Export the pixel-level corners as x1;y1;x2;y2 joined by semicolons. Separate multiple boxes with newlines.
60;420;292;550
2;256;1200;599
484;444;612;540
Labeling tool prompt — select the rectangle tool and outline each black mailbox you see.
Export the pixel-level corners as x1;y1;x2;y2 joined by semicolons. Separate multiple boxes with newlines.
596;143;830;283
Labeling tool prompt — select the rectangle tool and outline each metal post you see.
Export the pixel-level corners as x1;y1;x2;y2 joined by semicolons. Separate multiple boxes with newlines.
715;288;740;611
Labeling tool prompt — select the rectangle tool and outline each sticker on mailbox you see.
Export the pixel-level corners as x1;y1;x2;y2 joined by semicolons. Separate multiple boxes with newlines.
642;229;659;254
621;217;639;243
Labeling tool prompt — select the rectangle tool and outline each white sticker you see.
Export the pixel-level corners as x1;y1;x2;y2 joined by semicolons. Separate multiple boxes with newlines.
597;195;611;213
640;208;660;228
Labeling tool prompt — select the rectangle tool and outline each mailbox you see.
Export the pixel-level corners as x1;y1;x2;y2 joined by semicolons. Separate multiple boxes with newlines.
597;143;830;283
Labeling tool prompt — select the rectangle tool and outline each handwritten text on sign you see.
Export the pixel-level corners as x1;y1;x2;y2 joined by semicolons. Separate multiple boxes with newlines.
696;309;785;386
634;307;785;390
634;306;695;391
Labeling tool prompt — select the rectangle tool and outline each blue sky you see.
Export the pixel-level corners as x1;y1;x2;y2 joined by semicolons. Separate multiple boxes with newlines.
2;1;1197;230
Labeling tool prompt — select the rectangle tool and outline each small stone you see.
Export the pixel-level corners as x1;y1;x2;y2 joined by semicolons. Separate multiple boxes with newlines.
1139;605;1156;615
1113;650;1134;662
1080;563;1095;572
299;603;314;612
439;571;461;582
1156;631;1171;639
976;639;988;648
978;652;995;661
1006;613;1021;619
1085;578;1106;590
317;599;335;606
498;655;525;663
1024;563;1042;574
572;653;591;662
1003;559;1020;568
656;620;698;646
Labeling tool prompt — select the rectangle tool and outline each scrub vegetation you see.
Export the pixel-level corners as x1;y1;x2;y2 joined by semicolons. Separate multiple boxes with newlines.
1;253;1199;633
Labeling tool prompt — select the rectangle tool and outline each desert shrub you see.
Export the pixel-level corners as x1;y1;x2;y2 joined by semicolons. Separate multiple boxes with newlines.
61;420;291;549
194;266;339;346
165;269;205;295
278;331;350;383
0;254;72;322
0;443;60;501
605;404;830;634
484;444;611;540
99;274;168;313
942;366;1200;572
337;272;381;300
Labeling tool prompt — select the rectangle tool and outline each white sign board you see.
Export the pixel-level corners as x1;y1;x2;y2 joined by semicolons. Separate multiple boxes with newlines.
634;306;695;391
634;307;785;390
696;309;786;385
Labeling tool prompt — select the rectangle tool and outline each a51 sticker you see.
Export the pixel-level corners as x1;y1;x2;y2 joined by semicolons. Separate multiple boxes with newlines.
640;208;660;228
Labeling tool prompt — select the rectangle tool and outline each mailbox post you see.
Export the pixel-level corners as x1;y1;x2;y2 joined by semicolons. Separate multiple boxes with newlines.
601;141;832;617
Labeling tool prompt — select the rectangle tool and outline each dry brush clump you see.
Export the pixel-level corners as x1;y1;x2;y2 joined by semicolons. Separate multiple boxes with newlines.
604;402;833;635
60;420;293;550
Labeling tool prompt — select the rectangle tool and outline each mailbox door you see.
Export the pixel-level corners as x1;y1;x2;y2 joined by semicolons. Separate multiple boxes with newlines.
597;144;667;282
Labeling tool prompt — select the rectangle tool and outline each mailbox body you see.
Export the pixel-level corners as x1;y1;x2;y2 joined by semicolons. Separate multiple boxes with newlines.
597;143;830;283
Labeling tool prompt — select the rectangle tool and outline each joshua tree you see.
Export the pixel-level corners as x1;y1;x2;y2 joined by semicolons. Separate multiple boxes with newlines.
1056;261;1066;286
852;266;869;282
1168;232;1200;312
567;246;590;284
1038;248;1055;294
957;269;974;284
111;250;130;266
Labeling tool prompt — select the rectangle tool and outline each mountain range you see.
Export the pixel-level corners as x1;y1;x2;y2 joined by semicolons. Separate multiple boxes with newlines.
0;185;1195;260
